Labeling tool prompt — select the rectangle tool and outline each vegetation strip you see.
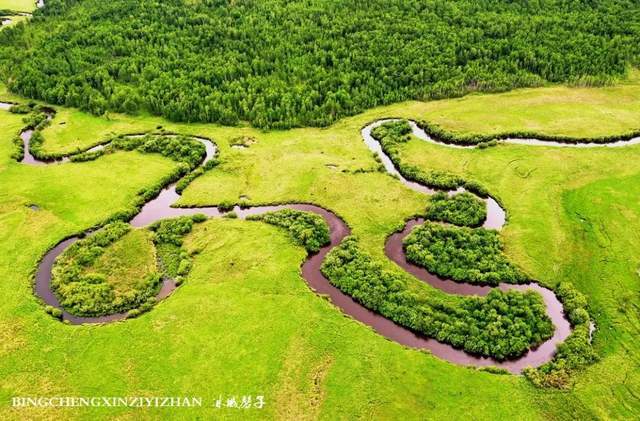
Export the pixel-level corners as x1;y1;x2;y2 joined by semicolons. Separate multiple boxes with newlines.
386;118;640;149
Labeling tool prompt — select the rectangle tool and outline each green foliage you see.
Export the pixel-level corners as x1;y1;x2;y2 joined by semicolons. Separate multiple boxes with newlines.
372;120;413;141
1;0;637;128
44;305;63;319
155;243;191;279
371;120;489;195
21;110;48;130
217;201;235;212
8;103;30;114
229;136;257;148
26;129;45;158
10;134;22;161
250;209;330;253
403;222;527;285
109;134;205;169
175;158;219;194
50;222;162;316
69;148;105;162
524;282;598;389
556;282;591;326
321;237;553;360
149;215;204;279
478;366;510;375
426;192;487;227
126;296;158;319
149;216;196;246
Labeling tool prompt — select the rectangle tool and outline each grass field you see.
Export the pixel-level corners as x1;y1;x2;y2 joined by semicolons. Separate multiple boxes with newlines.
413;70;640;139
1;74;639;419
88;229;157;296
393;134;640;419
0;15;28;30
0;0;34;13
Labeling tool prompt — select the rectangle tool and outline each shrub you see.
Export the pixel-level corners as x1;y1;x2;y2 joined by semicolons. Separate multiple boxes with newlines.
249;209;330;253
418;119;640;146
478;366;510;375
524;282;598;388
371;120;490;193
556;282;590;326
127;308;141;318
69;149;105;162
217;201;235;212
150;215;205;279
11;135;23;161
110;134;205;169
8;103;30;114
155;243;185;278
425;192;487;227
403;222;527;285
149;216;195;246
229;135;257;147
44;305;63;319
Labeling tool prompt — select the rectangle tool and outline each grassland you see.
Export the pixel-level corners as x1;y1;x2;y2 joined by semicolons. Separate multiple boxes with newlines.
0;0;34;13
1;74;640;419
0;15;28;30
88;229;157;296
391;130;640;418
413;70;640;139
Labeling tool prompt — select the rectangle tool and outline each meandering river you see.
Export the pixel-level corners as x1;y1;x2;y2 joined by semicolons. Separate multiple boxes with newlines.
4;102;615;372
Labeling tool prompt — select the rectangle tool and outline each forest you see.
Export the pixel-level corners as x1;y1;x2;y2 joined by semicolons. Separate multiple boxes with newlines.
0;0;638;128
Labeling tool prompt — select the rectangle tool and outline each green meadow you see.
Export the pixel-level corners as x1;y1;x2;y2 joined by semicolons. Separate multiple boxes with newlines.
0;0;34;13
1;73;639;419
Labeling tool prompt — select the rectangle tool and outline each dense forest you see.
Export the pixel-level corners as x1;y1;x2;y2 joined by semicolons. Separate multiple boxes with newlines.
0;0;638;128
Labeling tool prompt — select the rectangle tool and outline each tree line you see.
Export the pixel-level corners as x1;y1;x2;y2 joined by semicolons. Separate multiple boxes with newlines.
371;120;490;195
